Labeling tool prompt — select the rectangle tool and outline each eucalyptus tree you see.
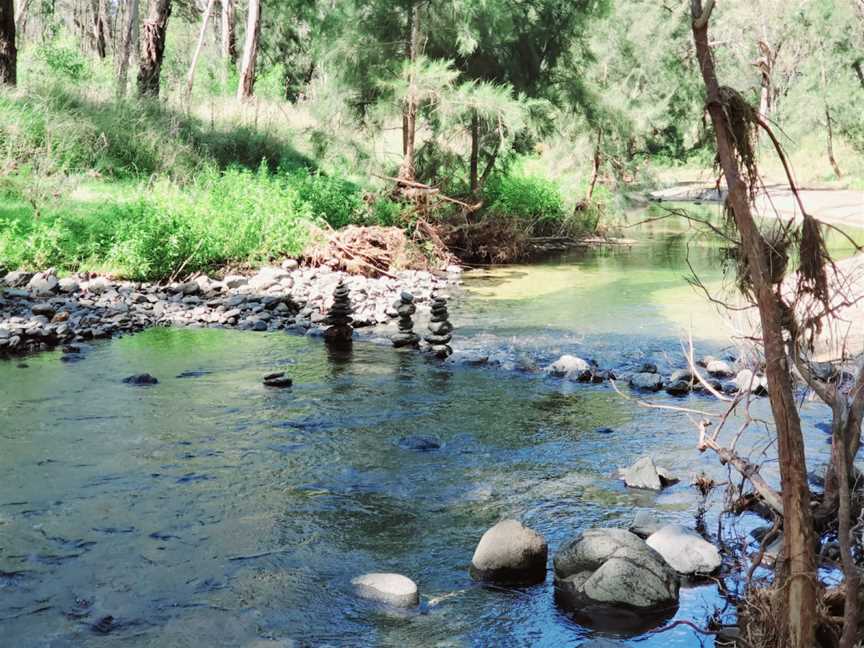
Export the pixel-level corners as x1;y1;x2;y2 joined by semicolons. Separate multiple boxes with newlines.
237;0;261;99
137;0;172;97
0;0;14;85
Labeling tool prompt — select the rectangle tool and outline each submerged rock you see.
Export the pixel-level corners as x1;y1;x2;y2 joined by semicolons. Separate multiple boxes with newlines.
122;373;159;385
618;456;678;490
553;528;679;612
470;519;548;585
397;435;441;451
646;525;721;575
352;572;419;608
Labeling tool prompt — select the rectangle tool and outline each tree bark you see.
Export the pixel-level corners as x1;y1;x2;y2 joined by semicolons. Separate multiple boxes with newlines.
398;0;420;182
13;0;30;33
469;112;480;195
236;0;260;100
825;105;843;178
689;3;818;648
186;0;216;98
586;127;603;201
116;0;139;98
0;0;15;86
137;0;171;97
91;0;109;58
221;0;236;66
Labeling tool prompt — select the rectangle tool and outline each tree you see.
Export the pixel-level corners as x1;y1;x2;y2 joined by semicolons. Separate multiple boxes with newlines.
0;0;14;85
90;0;109;59
117;0;139;98
221;0;237;66
186;0;217;98
689;3;819;647
236;0;260;100
137;0;172;97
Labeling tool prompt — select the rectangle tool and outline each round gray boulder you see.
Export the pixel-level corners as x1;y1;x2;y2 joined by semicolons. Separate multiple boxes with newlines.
352;572;419;608
470;519;548;585
553;528;679;614
645;525;721;575
545;354;591;380
629;372;663;392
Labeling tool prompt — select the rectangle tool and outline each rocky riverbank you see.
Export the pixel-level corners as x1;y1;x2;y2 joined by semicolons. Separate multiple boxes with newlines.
0;262;462;357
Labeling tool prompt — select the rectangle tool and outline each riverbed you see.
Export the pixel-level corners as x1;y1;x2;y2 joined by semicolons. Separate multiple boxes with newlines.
1;208;861;647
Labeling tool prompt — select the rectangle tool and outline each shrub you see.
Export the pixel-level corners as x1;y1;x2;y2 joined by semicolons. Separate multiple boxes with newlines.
288;170;363;229
36;43;89;81
483;172;565;222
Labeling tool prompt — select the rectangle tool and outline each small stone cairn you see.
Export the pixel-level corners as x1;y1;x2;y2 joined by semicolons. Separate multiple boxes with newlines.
323;280;353;348
425;293;453;358
391;292;420;348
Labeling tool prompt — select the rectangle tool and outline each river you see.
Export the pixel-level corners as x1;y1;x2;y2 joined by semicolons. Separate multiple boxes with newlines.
1;206;861;646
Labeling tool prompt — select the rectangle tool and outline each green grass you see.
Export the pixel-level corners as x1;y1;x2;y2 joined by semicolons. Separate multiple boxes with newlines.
0;78;609;277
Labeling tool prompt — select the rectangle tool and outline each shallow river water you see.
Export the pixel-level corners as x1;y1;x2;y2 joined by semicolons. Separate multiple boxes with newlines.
1;210;860;647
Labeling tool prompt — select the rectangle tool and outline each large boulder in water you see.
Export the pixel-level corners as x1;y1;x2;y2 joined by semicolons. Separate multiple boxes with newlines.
545;354;591;380
735;369;768;395
629;372;663;392
470;519;548;585
352;573;419;608
646;525;721;575
553;528;679;619
618;456;678;490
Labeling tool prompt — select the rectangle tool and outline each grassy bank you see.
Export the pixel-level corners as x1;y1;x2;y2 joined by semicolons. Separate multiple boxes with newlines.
0;81;605;278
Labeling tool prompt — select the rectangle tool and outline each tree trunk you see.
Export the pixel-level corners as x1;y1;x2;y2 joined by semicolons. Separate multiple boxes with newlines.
91;0;109;58
853;60;864;90
689;4;818;648
586;127;603;201
825;105;842;178
221;0;236;66
116;0;138;98
186;0;216;98
236;0;260;100
469;112;479;195
137;0;171;97
14;0;30;33
0;0;14;85
398;1;419;182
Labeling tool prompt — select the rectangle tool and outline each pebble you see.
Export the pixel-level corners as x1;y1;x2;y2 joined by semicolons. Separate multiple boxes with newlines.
0;267;454;359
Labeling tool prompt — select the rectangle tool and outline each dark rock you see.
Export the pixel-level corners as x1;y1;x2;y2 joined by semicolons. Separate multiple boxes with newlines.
263;373;293;388
397;435;441;451
638;362;658;374
664;380;690;396
122;373;159;385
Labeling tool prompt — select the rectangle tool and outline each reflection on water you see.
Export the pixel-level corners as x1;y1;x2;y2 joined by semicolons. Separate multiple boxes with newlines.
0;208;853;647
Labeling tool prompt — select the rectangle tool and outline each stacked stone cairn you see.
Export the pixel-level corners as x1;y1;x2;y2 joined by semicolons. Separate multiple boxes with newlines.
323;280;353;348
391;292;420;348
425;293;453;358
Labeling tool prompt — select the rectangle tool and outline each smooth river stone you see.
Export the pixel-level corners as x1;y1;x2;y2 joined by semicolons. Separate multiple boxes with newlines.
352;573;419;607
470;519;548;585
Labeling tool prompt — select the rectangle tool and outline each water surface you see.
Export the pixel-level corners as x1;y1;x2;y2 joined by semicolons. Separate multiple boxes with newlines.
1;208;855;647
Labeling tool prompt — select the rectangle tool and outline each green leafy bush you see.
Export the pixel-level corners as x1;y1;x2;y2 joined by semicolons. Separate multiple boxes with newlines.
36;43;89;80
288;170;363;228
483;173;565;222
